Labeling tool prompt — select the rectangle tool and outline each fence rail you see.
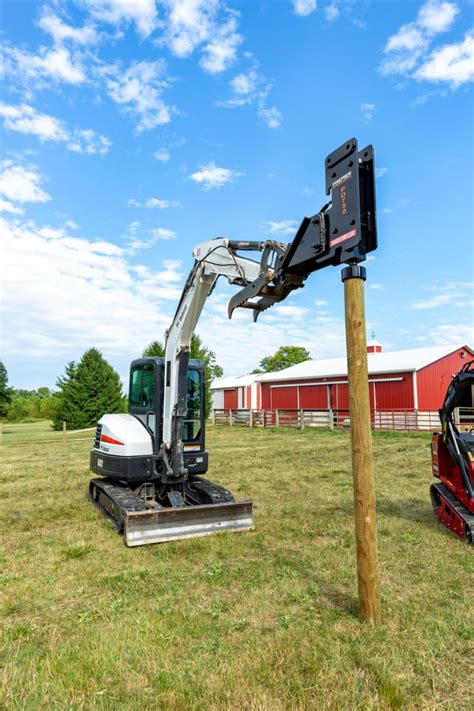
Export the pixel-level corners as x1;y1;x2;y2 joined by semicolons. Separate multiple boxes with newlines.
212;407;474;432
0;421;95;445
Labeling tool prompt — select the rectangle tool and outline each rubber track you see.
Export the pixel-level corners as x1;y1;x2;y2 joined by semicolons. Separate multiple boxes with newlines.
188;476;235;504
431;482;474;543
89;478;146;533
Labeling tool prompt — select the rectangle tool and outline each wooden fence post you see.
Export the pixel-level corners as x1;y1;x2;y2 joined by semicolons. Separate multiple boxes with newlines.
211;410;216;425
249;409;253;428
342;264;381;625
275;409;280;428
328;409;334;431
300;409;305;430
229;409;233;426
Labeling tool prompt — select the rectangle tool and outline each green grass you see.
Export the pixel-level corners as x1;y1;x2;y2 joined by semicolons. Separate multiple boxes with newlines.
1;425;472;709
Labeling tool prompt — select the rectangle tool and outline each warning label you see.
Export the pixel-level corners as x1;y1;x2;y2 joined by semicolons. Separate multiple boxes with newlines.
330;228;357;247
332;170;352;189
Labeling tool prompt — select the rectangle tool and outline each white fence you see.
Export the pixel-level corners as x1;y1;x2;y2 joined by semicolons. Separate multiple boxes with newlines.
212;407;474;432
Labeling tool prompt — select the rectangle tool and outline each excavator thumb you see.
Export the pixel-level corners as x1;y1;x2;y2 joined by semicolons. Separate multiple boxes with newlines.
124;500;253;546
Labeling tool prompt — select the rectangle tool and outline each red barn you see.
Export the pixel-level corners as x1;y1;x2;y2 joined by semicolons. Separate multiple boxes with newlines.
255;343;473;427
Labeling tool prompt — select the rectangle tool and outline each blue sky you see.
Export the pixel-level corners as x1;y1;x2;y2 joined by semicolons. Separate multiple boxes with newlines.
1;0;473;390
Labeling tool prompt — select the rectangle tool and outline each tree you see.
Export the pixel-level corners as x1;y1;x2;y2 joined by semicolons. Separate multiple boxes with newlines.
54;349;124;430
0;361;12;418
142;340;165;357
252;345;311;374
141;334;223;417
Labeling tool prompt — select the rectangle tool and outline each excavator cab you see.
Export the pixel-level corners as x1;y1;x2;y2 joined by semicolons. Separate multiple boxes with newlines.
128;357;208;475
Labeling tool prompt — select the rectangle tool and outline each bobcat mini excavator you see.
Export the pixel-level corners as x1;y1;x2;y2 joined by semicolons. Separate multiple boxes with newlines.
89;137;377;546
431;360;474;543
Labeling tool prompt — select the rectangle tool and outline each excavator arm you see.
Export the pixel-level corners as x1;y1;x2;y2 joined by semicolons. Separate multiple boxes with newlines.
160;137;377;482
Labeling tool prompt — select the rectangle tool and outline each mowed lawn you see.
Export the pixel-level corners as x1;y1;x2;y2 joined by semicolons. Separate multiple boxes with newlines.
1;424;472;710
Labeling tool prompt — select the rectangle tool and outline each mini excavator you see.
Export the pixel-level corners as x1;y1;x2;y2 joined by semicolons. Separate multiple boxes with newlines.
89;138;377;546
431;360;474;543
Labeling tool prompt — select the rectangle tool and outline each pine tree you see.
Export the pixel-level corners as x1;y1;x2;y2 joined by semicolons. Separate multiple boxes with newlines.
54;350;124;429
142;341;165;357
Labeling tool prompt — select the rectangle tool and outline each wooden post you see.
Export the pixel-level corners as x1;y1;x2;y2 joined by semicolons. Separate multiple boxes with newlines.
229;409;233;427
211;410;216;426
342;264;381;625
275;409;280;428
328;409;334;431
249;409;253;428
300;409;305;430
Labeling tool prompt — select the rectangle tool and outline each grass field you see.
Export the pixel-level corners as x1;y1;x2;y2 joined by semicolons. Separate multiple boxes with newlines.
1;424;472;709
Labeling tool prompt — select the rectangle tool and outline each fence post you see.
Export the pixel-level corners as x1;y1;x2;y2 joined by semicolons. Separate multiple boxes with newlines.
300;409;305;430
229;409;233;427
263;410;266;428
328;409;334;430
212;410;216;425
249;409;253;428
275;409;280;428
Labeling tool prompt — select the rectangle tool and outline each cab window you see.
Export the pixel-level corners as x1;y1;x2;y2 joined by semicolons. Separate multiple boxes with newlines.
129;363;155;408
184;369;201;441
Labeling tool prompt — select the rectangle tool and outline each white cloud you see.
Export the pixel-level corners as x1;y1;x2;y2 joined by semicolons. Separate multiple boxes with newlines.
154;148;171;162
415;32;474;86
292;0;318;17
380;0;467;86
0;103;110;154
314;298;328;306
361;102;375;121
325;3;340;21
1;44;86;86
417;0;459;34
152;227;176;240
375;166;388;178
0;199;24;215
0;162;51;204
190;162;242;189
411;281;474;310
102;60;172;132
66;128;111;154
127;197;180;208
429;322;474;346
161;0;241;74
0;103;68;142
260;220;297;235
0;216;181;363
219;65;282;128
258;105;282;129
81;0;159;37
38;11;99;45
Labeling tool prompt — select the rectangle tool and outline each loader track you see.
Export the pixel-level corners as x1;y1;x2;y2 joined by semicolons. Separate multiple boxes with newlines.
431;483;474;544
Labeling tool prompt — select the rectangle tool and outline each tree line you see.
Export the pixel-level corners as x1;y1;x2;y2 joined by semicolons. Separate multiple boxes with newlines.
0;341;310;427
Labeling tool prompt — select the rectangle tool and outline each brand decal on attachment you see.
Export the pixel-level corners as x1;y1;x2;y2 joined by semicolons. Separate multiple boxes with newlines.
332;170;352;188
331;229;357;247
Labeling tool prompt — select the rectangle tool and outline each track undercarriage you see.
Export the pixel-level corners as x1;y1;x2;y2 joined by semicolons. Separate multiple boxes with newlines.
89;476;253;546
430;483;474;544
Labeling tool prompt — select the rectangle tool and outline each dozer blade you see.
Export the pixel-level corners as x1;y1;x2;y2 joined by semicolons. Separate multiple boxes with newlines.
124;500;253;547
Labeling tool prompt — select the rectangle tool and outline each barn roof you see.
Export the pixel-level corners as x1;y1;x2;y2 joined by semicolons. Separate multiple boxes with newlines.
254;344;472;383
210;373;258;390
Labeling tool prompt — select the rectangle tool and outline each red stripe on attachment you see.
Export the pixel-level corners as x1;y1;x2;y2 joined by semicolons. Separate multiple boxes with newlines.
331;228;357;247
101;434;124;446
